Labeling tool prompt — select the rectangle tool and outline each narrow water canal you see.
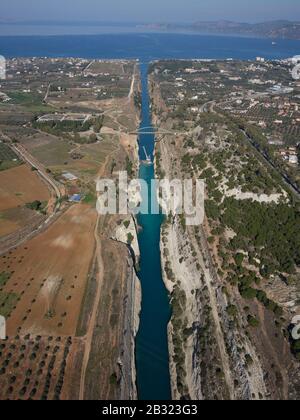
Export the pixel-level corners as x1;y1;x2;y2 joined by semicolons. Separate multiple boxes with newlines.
135;63;172;400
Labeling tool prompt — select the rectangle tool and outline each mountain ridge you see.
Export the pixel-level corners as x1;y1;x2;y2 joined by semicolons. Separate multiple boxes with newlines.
143;20;300;40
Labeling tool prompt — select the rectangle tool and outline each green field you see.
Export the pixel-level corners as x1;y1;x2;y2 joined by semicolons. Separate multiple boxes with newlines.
9;91;43;106
29;140;72;167
0;272;11;288
0;143;21;171
0;291;19;318
8;91;56;114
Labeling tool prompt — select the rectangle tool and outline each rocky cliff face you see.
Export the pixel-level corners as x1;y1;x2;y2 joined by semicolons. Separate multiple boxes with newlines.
158;146;269;400
113;215;141;400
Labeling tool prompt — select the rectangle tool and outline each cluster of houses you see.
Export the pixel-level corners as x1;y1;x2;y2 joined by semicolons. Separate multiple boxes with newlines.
60;172;83;203
0;91;10;103
279;147;299;165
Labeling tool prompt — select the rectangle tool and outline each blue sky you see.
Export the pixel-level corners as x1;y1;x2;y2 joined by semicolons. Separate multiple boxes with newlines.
1;0;299;23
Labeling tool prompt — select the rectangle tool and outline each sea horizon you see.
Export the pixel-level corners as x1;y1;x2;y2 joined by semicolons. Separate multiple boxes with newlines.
0;32;299;61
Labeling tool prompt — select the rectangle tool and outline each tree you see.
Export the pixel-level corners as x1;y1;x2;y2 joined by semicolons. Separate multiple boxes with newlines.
127;233;134;245
240;287;257;300
245;354;253;366
26;200;42;212
89;133;97;143
247;315;260;328
226;304;238;318
123;220;130;229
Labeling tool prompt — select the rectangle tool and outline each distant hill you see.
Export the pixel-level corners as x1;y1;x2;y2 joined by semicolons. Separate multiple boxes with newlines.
192;20;300;39
142;20;300;40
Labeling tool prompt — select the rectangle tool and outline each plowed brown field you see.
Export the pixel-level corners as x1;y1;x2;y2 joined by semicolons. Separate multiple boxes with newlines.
0;164;51;237
0;164;50;212
0;204;97;337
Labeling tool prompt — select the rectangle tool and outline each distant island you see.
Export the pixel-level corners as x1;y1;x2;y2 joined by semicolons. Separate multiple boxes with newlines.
141;20;300;40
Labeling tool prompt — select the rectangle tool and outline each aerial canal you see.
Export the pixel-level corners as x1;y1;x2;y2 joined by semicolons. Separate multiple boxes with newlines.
135;63;172;400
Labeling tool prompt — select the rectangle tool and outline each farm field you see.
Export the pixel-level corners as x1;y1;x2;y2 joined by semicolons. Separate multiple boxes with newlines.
0;204;97;398
15;131;120;195
2;107;125;179
85;60;135;76
20;135;73;168
0;204;97;336
0;141;21;172
0;333;76;400
0;207;43;238
0;165;50;212
0;164;51;238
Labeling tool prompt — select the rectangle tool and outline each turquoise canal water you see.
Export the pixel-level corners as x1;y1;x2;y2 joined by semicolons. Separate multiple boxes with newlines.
135;63;172;400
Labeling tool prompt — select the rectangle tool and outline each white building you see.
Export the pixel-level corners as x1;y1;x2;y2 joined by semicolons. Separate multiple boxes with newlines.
289;155;298;165
291;55;300;65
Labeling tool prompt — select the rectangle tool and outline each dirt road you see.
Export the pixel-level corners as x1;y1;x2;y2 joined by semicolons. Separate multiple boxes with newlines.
127;65;137;103
78;151;115;400
78;215;104;400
